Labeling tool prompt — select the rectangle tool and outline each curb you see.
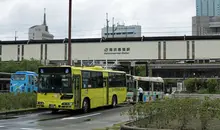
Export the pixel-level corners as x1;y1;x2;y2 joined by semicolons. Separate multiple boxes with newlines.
120;123;172;130
120;121;173;130
0;108;48;116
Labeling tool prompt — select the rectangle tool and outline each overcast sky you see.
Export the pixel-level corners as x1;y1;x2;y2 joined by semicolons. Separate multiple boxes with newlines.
0;0;195;40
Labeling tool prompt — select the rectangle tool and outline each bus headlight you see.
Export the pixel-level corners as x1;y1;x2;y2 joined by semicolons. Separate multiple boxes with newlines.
37;102;44;105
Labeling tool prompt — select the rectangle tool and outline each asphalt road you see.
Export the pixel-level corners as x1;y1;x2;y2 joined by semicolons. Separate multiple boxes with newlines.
0;105;130;130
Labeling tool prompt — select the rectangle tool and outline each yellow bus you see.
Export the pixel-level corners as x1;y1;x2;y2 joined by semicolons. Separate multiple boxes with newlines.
36;66;127;113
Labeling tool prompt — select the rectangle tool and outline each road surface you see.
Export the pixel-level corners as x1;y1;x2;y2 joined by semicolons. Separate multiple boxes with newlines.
0;105;130;130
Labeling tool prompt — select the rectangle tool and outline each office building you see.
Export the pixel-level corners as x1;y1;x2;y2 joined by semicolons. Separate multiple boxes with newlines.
192;16;220;35
196;0;220;16
192;0;220;35
28;9;54;40
101;24;141;38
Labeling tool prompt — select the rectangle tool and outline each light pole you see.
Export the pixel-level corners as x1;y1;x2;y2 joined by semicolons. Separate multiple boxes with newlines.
68;0;72;65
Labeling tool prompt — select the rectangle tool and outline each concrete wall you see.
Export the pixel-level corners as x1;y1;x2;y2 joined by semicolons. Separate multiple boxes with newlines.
1;40;220;61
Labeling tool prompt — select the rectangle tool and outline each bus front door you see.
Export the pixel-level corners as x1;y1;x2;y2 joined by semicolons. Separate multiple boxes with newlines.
103;77;109;105
73;75;81;109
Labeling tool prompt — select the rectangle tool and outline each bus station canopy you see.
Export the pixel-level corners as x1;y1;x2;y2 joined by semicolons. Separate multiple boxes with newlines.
133;76;164;83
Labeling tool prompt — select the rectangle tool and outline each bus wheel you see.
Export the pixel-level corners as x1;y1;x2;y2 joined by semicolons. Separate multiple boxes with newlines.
112;96;117;108
82;99;89;113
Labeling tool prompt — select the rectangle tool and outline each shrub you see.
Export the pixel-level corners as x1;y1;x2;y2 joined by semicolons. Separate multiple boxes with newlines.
185;78;196;93
207;79;218;93
0;93;36;112
198;97;220;130
124;98;220;130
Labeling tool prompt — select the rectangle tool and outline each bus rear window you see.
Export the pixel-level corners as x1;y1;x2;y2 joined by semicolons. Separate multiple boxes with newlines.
12;74;26;81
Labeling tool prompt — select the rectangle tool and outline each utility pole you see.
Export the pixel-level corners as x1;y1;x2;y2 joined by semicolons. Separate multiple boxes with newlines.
106;13;109;38
112;17;114;38
68;0;72;65
15;31;18;41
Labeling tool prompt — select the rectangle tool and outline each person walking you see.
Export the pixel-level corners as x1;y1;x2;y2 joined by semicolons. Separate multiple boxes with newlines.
138;86;143;102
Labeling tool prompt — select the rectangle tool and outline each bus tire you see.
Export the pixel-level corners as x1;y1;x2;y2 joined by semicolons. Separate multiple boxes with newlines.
112;95;117;108
82;98;90;113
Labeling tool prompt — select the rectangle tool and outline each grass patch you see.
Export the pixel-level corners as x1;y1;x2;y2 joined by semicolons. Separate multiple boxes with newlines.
0;93;36;112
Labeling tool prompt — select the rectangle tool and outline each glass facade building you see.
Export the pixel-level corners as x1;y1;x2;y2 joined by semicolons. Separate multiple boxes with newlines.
196;0;220;16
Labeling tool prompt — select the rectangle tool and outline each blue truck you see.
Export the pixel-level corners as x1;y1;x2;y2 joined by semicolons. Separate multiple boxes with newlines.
10;71;38;93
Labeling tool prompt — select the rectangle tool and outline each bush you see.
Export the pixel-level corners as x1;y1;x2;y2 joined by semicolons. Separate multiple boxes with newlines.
207;79;218;94
124;98;220;130
185;78;196;93
185;78;220;94
0;58;43;73
0;93;36;112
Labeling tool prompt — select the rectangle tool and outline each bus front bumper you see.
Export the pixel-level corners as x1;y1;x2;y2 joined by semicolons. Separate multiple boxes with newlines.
37;101;74;110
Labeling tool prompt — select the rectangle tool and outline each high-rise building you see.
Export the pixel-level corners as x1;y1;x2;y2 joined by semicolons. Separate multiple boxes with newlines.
196;0;220;16
28;8;54;40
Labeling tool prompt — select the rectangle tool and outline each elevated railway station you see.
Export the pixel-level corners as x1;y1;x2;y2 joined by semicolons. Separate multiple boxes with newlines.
1;36;220;81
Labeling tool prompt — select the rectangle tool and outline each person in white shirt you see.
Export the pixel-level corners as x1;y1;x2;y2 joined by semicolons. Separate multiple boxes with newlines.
138;87;143;102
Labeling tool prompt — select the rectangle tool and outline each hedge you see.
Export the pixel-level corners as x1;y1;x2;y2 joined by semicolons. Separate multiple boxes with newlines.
185;78;220;94
123;98;220;130
0;93;36;112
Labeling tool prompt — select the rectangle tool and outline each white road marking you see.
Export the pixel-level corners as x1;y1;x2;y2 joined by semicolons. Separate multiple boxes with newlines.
20;128;42;130
61;113;101;120
0;126;5;128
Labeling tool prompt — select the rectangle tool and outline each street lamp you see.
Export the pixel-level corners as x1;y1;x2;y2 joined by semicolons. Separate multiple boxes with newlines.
68;0;72;65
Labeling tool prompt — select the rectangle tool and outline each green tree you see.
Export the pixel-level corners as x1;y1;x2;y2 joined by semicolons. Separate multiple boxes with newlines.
207;79;218;93
184;78;196;93
0;58;43;73
135;66;146;76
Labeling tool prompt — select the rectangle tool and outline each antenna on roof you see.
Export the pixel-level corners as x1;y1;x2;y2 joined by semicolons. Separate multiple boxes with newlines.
43;8;47;25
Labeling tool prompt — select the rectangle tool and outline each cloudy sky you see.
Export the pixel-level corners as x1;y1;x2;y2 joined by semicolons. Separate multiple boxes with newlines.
0;0;195;40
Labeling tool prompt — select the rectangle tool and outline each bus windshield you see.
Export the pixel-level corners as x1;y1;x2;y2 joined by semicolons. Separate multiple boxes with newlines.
38;74;72;93
12;74;26;81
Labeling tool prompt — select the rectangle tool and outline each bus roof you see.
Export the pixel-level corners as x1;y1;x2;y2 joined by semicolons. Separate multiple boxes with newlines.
133;76;164;83
39;66;126;74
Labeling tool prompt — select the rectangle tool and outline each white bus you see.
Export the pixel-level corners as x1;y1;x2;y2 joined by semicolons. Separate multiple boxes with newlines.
126;76;165;103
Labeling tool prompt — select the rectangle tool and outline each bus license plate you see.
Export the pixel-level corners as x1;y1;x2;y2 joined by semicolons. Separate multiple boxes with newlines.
49;104;55;108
